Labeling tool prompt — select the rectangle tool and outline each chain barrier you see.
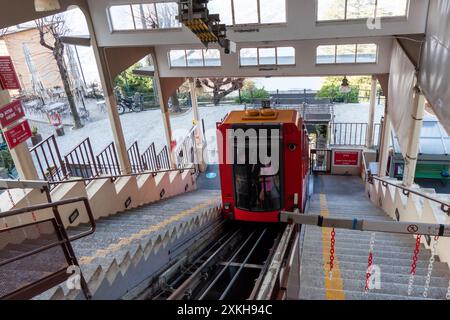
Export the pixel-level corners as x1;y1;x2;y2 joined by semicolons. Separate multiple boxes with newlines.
364;232;376;293
423;236;439;298
407;234;422;296
329;227;335;280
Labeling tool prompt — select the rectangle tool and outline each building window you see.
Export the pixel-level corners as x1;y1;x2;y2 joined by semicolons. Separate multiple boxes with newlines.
240;47;295;66
316;43;377;64
317;0;409;21
108;2;180;31
208;0;286;25
168;49;221;68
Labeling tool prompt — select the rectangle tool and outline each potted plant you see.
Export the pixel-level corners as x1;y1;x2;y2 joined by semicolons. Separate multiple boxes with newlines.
31;126;43;146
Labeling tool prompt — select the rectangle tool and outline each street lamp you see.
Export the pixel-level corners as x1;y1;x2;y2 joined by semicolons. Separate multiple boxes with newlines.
339;76;351;103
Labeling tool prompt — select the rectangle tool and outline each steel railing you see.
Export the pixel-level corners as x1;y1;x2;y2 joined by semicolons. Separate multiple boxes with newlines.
141;143;158;172
361;152;450;215
30;135;67;184
0;180;96;300
64;138;99;184
96;142;121;178
127;141;144;173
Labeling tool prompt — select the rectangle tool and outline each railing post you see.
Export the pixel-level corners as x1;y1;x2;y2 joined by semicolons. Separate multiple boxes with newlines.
367;75;377;148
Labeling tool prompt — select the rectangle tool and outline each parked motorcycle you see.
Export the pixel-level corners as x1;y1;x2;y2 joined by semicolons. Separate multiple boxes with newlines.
117;93;144;114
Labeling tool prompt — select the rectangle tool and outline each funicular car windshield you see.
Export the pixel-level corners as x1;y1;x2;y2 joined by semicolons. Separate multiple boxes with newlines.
233;126;282;212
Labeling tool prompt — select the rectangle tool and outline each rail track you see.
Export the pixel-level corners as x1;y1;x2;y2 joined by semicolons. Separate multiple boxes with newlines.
128;220;298;301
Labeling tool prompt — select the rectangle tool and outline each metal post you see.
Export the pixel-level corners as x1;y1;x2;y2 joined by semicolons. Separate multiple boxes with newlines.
89;45;132;174
402;88;425;187
189;78;207;172
378;106;392;177
366;75;377;148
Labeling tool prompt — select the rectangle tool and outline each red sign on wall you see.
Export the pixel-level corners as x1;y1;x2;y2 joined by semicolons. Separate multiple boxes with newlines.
0;100;25;128
334;151;359;166
0;56;21;90
3;120;32;150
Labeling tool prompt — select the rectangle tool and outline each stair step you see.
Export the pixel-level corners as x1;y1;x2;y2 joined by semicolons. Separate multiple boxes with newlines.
300;275;448;299
299;286;433;300
301;252;448;269
300;267;450;288
300;260;450;277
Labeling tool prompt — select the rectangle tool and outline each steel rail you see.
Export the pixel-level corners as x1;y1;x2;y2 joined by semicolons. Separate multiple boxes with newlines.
46;166;197;186
167;228;242;300
198;230;257;300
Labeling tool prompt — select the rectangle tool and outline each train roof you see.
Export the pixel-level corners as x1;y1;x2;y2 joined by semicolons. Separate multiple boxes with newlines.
223;109;298;125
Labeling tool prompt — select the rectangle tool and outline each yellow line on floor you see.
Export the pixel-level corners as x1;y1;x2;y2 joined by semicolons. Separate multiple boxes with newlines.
320;194;346;300
78;197;221;265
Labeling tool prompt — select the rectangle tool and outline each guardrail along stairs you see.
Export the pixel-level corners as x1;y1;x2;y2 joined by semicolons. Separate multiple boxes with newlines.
298;175;450;300
33;189;222;300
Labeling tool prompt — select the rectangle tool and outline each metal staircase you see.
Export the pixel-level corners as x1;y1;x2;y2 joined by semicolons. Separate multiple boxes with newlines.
298;175;450;300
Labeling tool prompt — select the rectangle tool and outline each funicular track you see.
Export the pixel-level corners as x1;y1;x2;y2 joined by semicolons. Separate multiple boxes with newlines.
133;221;296;301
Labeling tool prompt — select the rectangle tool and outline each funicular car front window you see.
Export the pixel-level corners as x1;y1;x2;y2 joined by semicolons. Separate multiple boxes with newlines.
233;128;282;212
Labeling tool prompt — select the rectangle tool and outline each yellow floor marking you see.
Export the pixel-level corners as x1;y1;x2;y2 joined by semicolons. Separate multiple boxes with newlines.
320;194;346;300
79;197;221;265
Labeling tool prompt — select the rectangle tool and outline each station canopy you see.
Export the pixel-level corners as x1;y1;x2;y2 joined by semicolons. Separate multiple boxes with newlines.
392;116;450;157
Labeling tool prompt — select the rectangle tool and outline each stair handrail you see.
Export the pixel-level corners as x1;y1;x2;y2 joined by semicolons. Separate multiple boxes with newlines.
45;166;197;187
0;180;96;300
367;172;450;216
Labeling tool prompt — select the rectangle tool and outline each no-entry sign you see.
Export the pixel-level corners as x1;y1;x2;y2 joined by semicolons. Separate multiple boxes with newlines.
0;100;25;128
334;151;359;166
0;56;21;90
3;120;32;150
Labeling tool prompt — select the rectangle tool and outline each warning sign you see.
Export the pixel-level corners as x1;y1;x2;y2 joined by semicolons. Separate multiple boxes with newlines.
334;151;359;166
3;120;32;150
0;56;21;90
0;100;25;128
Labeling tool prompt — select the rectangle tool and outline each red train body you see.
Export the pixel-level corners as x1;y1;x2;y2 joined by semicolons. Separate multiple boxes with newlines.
216;108;310;223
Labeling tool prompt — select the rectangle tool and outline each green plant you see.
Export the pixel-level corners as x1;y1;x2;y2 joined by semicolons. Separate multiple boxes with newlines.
31;126;39;136
0;149;14;171
114;63;154;96
235;80;270;103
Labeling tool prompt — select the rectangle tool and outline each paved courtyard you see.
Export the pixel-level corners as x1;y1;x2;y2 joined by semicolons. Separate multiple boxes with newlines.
25;102;384;169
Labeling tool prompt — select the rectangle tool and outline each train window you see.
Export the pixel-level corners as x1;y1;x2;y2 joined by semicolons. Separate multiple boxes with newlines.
233;128;282;212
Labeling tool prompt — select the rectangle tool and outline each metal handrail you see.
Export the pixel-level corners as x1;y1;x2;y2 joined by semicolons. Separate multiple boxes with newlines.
46;166;197;186
361;152;450;215
0;194;96;299
368;173;450;215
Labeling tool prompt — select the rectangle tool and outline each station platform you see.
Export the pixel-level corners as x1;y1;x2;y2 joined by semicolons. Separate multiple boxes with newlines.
8;189;222;300
297;175;450;300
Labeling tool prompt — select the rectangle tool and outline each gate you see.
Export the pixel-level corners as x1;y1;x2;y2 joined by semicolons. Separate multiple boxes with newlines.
310;149;331;173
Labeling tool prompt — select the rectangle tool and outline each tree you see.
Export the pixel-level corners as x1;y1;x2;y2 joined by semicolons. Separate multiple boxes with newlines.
200;78;245;106
316;76;378;103
35;15;83;129
114;63;153;95
235;79;270;103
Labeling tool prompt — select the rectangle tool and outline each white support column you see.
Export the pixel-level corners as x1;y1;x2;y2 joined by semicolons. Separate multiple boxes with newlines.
189;78;207;172
81;8;132;174
402;88;425;187
154;72;176;169
366;75;377;148
0;90;38;180
378;106;392;177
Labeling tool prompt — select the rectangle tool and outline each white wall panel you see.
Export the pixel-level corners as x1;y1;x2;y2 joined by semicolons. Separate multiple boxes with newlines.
86;0;428;47
154;37;394;77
